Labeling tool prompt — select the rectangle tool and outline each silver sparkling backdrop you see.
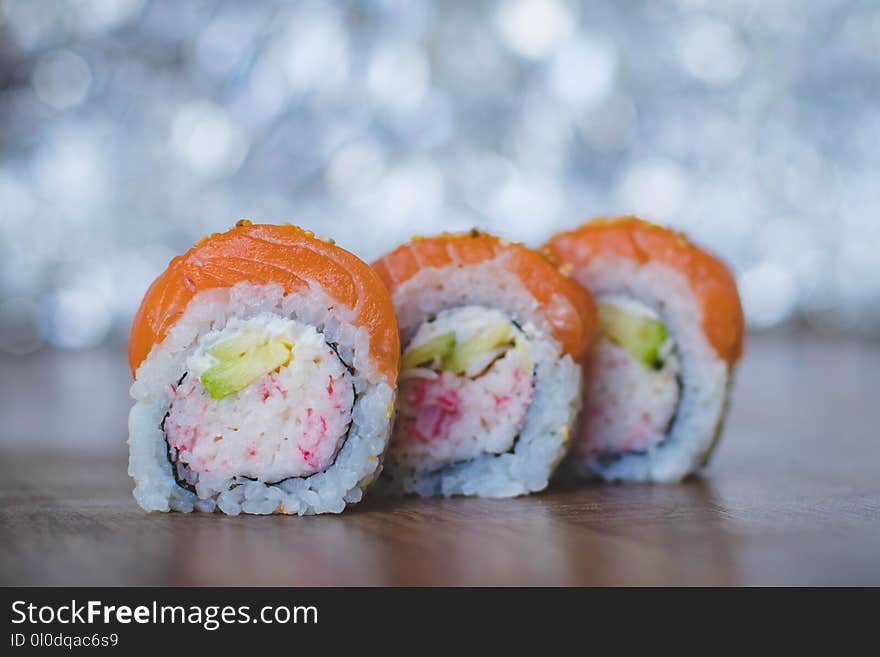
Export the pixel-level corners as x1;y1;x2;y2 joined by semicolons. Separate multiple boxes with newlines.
1;0;878;354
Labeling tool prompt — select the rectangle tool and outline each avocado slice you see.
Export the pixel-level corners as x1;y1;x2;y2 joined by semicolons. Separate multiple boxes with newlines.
401;331;456;370
597;302;667;368
443;321;512;376
201;333;293;399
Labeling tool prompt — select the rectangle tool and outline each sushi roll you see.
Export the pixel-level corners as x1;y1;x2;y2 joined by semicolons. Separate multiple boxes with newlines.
127;221;399;515
372;230;597;497
546;216;744;483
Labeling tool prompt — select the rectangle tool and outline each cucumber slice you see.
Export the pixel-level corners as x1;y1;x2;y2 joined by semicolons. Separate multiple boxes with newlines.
597;302;667;368
401;331;456;370
443;322;512;375
201;335;292;399
207;331;261;360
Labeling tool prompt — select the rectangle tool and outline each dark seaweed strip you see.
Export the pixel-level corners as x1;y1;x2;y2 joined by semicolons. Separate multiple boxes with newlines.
664;371;685;436
328;341;355;376
165;441;198;495
163;372;198;494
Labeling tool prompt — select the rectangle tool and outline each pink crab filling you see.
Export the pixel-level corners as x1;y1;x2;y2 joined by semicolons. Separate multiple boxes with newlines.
392;351;534;472
164;354;354;489
578;336;679;461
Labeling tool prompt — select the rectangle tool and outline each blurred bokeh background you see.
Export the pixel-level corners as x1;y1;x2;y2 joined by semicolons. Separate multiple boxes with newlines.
4;1;880;588
1;0;879;359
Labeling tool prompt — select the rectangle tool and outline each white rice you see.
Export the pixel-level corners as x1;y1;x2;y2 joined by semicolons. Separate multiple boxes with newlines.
566;255;733;483
128;282;395;515
381;255;583;497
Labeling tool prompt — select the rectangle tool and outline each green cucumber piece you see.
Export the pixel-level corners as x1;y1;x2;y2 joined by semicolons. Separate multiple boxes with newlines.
401;331;456;370
207;331;262;360
597;302;667;367
201;336;292;399
443;322;512;375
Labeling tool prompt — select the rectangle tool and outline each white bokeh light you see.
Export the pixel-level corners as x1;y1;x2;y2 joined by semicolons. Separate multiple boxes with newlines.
490;173;563;242
495;0;574;59
379;158;445;227
195;11;260;78
0;173;37;234
678;18;746;85
616;159;691;220
68;0;143;34
513;96;573;174
326;141;387;204
32;50;92;110
242;43;293;123
33;128;108;210
367;41;430;113
548;32;617;110
41;288;113;350
171;102;250;178
284;9;349;100
458;153;518;215
739;262;798;328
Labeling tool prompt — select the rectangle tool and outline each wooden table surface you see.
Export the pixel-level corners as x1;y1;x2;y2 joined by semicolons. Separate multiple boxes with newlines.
1;333;878;586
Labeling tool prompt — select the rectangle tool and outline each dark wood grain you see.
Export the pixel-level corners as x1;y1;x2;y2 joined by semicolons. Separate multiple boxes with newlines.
1;333;879;586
